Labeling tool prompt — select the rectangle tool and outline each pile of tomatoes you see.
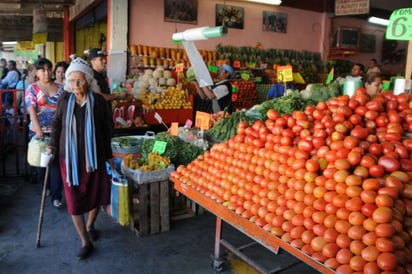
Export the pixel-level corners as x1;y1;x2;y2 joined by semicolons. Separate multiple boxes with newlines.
172;89;412;273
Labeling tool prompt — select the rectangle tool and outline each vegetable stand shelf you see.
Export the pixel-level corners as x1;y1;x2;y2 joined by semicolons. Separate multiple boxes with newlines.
171;177;334;274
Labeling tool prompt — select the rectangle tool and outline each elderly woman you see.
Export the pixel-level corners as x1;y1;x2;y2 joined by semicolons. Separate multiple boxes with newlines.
47;58;114;259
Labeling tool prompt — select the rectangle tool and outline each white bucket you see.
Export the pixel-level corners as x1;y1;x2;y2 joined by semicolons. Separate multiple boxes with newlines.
343;80;362;97
394;78;412;95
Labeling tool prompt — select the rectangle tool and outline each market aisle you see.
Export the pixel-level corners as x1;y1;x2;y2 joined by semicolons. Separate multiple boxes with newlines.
0;179;320;274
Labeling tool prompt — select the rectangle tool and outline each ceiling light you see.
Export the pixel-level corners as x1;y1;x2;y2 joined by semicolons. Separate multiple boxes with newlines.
239;0;282;5
2;42;17;45
368;16;389;26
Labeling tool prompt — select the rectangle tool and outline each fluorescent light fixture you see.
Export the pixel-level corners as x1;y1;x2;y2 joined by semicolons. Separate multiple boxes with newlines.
2;42;17;45
240;0;282;5
368;16;389;26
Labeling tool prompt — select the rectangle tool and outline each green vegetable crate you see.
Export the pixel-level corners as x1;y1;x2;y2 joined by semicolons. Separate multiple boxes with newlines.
111;131;155;169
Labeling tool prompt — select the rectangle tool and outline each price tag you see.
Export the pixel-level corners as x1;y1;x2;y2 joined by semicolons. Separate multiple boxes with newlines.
260;63;268;69
255;77;262;83
386;9;412;40
152;141;167;155
185;119;193;128
176;63;184;72
277;65;293;82
208;65;218;73
233;60;241;68
248;62;256;69
195;111;211;130
241;73;250;81
232;85;238;93
170;122;179;136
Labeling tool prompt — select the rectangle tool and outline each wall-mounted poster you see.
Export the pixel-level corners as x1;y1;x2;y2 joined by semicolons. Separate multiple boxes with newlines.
164;0;197;24
360;33;376;53
216;4;244;29
263;11;287;33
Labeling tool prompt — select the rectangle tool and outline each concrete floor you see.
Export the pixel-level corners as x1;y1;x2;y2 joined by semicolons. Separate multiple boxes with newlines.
0;176;322;274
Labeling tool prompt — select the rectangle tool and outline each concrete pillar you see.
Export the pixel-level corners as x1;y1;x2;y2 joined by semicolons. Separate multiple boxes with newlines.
107;0;128;89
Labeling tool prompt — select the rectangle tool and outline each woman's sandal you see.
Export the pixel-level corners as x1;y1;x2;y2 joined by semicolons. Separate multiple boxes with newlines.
77;243;94;259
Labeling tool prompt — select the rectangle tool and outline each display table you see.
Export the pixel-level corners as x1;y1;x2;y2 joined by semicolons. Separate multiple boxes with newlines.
171;177;334;274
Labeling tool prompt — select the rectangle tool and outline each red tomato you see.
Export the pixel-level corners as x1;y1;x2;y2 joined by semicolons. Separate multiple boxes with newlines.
267;109;280;120
378;156;400;172
351;126;368;140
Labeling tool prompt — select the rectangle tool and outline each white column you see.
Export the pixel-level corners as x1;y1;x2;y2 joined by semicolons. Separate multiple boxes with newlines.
107;0;128;89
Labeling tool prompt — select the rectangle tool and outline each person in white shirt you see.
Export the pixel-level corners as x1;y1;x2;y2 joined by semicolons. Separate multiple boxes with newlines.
346;63;364;81
366;58;381;75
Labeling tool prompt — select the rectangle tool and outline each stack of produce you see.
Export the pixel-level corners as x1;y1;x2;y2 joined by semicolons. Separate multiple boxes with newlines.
140;86;192;110
232;81;257;110
172;89;412;273
255;83;272;104
123;151;171;171
141;132;204;167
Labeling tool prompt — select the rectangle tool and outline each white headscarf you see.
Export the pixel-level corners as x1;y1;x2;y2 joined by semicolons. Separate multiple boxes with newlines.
65;57;93;79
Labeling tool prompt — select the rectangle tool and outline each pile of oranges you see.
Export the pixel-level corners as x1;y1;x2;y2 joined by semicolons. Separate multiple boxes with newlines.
172;89;412;273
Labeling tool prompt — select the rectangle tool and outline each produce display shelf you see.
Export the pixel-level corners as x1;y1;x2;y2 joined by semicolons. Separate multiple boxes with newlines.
171;177;335;274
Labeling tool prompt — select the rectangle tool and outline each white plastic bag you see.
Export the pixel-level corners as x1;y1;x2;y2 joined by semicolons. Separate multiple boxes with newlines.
27;137;50;167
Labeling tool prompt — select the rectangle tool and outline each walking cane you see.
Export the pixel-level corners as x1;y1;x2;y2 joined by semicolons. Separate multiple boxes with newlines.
36;164;50;248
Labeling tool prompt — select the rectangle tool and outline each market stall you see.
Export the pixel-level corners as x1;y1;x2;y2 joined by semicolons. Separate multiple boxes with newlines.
169;88;412;273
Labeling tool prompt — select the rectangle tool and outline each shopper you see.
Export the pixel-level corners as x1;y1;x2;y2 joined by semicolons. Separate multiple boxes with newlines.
53;61;68;85
364;72;382;98
0;58;8;79
346;63;364;81
193;64;233;114
47;58;114;259
25;58;64;207
89;48;126;110
366;58;381;75
16;63;36;110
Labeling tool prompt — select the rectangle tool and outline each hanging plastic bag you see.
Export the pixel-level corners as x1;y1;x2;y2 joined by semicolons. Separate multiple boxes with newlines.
27;137;50;167
107;170;130;226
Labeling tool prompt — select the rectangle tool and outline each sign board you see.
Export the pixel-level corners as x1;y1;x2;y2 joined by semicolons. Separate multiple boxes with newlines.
335;0;369;16
277;65;293;82
152;141;167;155
386;8;412;40
195;111;211;130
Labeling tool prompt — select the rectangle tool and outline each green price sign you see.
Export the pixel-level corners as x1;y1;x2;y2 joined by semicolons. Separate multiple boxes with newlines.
208;65;218;73
386;8;412;40
152;141;167;155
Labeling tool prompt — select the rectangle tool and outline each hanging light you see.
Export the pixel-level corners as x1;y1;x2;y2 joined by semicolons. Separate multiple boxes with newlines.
368;16;389;26
237;0;282;5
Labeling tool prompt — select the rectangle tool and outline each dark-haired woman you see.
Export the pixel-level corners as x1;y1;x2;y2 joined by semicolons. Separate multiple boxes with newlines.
54;61;68;85
25;58;64;208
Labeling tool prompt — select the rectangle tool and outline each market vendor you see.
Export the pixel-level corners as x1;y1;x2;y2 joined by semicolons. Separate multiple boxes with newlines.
266;82;295;100
346;63;364;81
193;64;233;114
89;48;127;109
364;72;382;98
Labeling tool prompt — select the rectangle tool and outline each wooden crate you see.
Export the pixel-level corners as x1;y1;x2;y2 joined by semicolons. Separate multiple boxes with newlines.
169;187;204;221
128;179;170;236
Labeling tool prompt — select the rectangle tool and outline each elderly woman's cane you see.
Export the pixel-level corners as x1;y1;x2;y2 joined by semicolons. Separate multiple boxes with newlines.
36;164;50;248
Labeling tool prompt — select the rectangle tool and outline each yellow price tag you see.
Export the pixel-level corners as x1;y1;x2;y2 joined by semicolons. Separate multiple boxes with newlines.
277;65;293;82
195;111;211;131
170;122;179;136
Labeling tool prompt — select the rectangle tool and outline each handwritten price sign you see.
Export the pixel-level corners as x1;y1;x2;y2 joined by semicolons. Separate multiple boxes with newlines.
152;141;167;155
195;111;211;130
277;65;293;82
170;122;179;136
386;8;412;40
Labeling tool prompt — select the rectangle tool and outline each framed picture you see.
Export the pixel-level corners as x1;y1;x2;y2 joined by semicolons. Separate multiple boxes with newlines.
164;0;198;24
263;11;287;33
360;33;376;53
216;4;244;29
